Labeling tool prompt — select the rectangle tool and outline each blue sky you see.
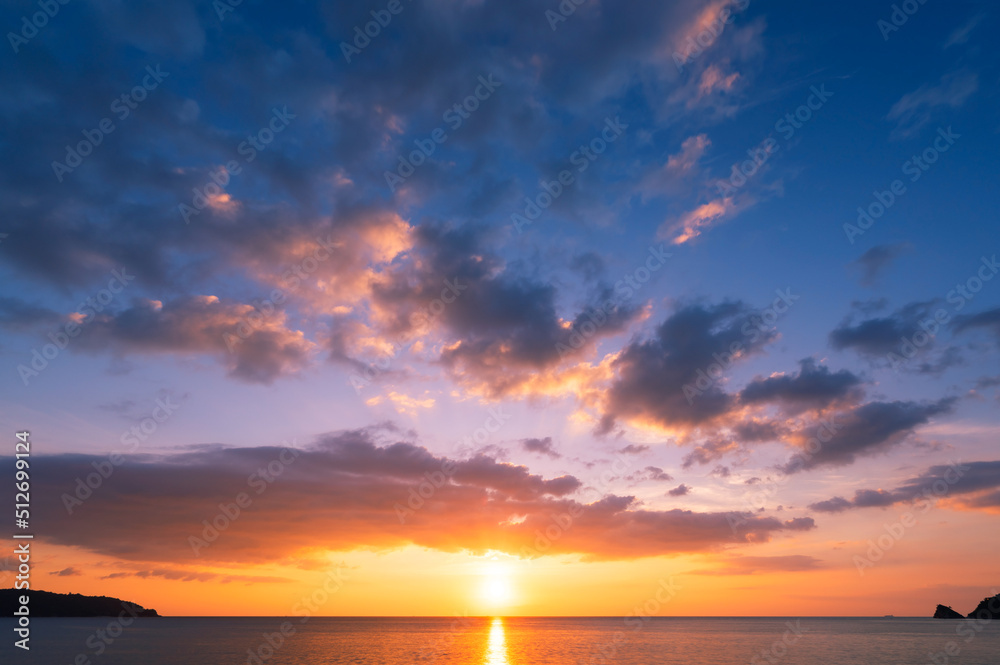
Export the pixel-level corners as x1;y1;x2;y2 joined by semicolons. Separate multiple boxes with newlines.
0;0;998;615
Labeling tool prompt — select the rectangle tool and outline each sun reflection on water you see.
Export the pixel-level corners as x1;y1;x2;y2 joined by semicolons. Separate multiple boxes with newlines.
484;617;509;665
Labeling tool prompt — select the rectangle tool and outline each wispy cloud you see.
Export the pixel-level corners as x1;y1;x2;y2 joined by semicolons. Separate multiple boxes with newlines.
888;70;978;139
944;13;986;49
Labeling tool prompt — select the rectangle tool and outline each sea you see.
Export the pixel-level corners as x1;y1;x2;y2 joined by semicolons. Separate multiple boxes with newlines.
1;616;998;664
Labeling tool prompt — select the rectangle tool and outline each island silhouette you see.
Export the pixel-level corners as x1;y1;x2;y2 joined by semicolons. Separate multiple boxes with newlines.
934;594;1000;620
1;589;160;617
5;587;997;620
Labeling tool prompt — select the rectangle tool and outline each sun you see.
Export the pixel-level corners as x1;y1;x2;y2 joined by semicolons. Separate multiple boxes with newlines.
478;559;516;608
482;575;512;605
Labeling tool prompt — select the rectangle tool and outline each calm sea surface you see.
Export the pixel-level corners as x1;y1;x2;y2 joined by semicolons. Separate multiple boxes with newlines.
2;617;998;664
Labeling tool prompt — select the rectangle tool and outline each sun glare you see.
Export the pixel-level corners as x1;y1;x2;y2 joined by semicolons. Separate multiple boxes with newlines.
484;618;509;665
479;559;516;608
482;575;512;605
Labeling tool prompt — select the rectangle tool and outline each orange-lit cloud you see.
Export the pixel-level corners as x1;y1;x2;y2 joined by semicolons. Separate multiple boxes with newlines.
698;65;741;99
688;554;826;576
662;197;737;244
74;295;316;384
808;461;1000;515
22;429;816;566
241;210;413;312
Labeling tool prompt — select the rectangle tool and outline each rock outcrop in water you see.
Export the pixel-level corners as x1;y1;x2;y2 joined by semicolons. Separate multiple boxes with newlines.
0;589;160;617
932;594;1000;620
934;605;964;619
966;594;1000;620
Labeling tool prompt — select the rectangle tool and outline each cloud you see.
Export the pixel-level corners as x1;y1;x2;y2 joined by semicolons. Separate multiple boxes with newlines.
100;568;288;584
618;444;651;455
9;429;815;564
975;376;1000;390
731;419;787;442
852;243;911;287
711;465;731;478
668;134;713;173
740;359;863;412
887;71;978;139
0;0;770;399
944;14;985;49
521;437;561;459
660;197;739;245
645;466;674;482
910;346;965;376
368;223;644;397
696;65;741;101
829;301;937;357
682;438;739;468
690;554;825;575
602;301;778;432
955;308;1000;339
625;466;675;483
569;252;606;282
367;391;436;416
668;483;691;497
243;210;414;314
0;297;62;331
0;0;754;297
52;567;82;577
73;296;316;384
807;496;852;513
640;134;711;200
673;0;741;55
808;461;1000;514
781;398;956;473
89;0;206;59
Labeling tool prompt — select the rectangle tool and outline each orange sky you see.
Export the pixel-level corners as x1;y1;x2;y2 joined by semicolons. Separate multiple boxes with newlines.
3;0;999;623
11;499;998;617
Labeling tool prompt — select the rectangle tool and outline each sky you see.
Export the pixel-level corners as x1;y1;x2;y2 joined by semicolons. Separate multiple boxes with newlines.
0;0;998;617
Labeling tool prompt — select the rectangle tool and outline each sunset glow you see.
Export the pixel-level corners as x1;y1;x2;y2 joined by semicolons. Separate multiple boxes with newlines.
1;0;999;630
479;562;516;609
